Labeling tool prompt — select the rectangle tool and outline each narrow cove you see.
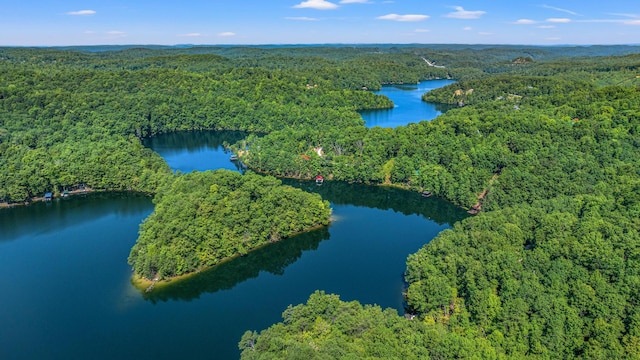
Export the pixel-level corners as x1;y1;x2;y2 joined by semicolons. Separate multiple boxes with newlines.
360;79;456;128
0;80;466;359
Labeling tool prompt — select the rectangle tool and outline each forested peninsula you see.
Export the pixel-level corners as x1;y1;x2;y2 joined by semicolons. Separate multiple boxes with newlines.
128;170;331;281
2;45;640;358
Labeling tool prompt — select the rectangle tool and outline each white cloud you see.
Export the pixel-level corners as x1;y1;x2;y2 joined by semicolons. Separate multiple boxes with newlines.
608;13;640;19
67;10;96;16
463;26;472;31
105;31;127;39
546;37;562;41
538;25;555;28
218;32;236;37
180;33;203;37
592;13;640;25
547;18;571;23
293;0;338;10
444;6;486;19
514;19;536;25
414;28;430;32
285;16;319;21
573;17;640;26
575;19;617;24
377;13;429;22
540;5;579;16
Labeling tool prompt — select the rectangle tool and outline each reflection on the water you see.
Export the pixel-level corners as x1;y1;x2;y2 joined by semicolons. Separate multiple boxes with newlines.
142;227;330;302
0;193;151;243
142;130;250;173
143;130;248;152
282;179;468;226
360;79;456;128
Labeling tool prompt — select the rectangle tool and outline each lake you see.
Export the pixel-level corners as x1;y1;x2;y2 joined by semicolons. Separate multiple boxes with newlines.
0;81;463;359
360;79;456;128
142;130;248;173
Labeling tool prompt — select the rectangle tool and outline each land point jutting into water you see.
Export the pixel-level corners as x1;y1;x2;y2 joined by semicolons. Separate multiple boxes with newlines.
2;44;640;359
127;170;332;286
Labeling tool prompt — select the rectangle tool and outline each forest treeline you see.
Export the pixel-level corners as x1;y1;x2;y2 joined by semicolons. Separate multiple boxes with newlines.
2;45;640;358
239;291;504;359
1;49;401;202
404;195;640;359
242;77;640;210
230;50;640;358
128;170;331;280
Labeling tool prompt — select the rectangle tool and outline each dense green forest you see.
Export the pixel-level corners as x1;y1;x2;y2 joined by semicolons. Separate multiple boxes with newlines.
242;77;640;209
404;196;640;359
2;45;640;358
128;170;331;280
232;49;640;358
1;46;405;203
238;291;503;359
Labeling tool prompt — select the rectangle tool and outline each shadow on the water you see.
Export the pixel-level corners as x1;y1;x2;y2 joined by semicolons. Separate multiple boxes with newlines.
142;130;248;152
142;226;330;303
0;193;152;243
434;103;457;114
282;179;469;226
139;129;466;303
390;84;419;91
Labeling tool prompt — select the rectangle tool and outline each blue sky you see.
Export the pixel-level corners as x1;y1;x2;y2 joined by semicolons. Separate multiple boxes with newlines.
1;1;639;46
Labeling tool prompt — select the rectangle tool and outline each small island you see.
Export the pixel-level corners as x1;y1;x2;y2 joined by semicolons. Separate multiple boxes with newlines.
128;170;331;284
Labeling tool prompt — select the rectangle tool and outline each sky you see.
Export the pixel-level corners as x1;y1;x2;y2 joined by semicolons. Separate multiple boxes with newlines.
1;0;639;46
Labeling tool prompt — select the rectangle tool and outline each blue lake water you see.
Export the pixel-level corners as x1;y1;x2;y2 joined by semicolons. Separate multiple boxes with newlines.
142;130;248;173
360;79;456;128
0;80;462;359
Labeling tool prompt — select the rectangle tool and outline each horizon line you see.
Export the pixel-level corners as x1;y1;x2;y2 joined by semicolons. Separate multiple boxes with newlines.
3;42;640;48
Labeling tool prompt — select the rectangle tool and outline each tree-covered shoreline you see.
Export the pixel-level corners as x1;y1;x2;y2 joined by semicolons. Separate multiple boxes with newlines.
128;170;331;281
2;45;640;358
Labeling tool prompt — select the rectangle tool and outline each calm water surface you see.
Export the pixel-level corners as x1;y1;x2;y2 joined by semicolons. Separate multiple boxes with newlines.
0;81;464;359
360;79;455;128
143;130;248;173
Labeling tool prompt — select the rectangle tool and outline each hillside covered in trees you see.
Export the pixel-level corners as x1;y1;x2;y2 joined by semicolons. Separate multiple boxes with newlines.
232;49;640;358
128;170;331;280
2;45;640;358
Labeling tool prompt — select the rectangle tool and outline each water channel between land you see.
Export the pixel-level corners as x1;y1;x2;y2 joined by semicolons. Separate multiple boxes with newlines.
0;80;466;359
